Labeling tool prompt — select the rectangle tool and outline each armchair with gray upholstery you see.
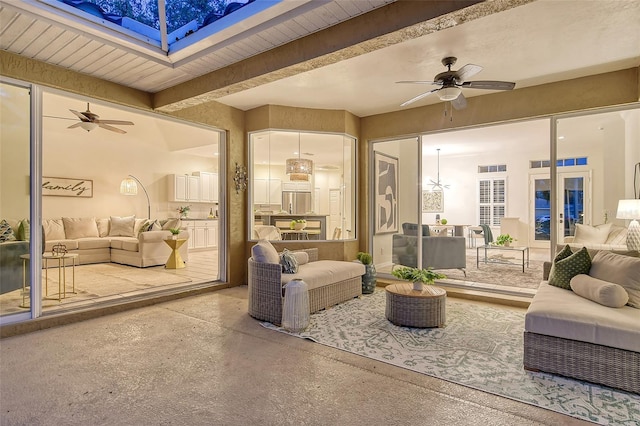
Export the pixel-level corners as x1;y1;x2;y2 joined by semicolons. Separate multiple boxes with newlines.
392;222;466;276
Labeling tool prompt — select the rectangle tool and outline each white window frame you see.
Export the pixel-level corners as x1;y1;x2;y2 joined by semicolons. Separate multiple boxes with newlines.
478;177;507;227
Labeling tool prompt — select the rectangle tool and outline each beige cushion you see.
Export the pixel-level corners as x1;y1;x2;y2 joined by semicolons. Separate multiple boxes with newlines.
96;218;110;237
162;218;181;230
589;251;640;308
134;218;148;235
292;251;309;265
280;260;365;290
62;217;99;239
525;281;640;352
76;238;111;250
43;219;65;241
251;240;279;264
570;274;629;308
572;223;612;245
605;225;628;245
109;215;136;237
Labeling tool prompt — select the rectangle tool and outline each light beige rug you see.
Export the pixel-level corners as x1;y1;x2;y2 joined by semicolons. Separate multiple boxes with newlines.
0;263;192;315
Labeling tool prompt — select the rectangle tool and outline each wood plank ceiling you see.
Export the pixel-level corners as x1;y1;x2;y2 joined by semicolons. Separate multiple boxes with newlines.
0;0;395;93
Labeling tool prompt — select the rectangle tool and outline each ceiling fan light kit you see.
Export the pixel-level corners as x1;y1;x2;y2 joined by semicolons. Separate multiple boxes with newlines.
398;56;516;111
63;103;134;134
79;122;98;132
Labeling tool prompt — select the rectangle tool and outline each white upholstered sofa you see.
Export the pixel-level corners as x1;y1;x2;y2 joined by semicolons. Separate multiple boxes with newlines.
524;248;640;393
248;240;365;325
562;223;628;252
43;216;189;268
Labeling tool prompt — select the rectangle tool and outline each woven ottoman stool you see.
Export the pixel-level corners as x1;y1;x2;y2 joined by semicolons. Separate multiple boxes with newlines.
385;283;446;328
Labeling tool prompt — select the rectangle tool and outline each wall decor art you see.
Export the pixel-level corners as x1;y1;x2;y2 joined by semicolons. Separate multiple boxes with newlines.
422;190;444;213
374;151;398;234
42;177;93;198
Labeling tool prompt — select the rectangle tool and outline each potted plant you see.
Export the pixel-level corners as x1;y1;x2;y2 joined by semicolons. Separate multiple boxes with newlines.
494;234;515;247
356;252;376;294
169;228;181;239
391;265;446;291
177;205;191;219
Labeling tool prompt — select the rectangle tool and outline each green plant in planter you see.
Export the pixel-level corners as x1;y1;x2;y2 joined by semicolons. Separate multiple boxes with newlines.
169;228;181;235
494;234;515;246
356;252;372;265
392;265;446;284
356;252;376;294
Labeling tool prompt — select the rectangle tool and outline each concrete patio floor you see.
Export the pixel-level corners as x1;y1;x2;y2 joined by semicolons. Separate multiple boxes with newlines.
0;286;588;425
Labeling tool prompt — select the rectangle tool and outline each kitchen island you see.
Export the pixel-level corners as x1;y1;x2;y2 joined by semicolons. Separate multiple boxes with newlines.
255;214;329;240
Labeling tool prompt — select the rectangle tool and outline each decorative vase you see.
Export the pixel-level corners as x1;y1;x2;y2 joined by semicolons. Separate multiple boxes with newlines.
413;281;423;291
294;222;306;230
362;264;377;294
504;241;510;247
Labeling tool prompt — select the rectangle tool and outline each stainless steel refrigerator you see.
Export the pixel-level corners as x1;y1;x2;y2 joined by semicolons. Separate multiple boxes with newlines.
282;191;312;214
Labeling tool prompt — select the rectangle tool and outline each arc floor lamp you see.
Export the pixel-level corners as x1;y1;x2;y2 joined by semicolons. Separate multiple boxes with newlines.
120;175;150;219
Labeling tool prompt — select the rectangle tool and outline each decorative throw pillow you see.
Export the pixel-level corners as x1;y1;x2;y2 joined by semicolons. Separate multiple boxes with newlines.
149;220;163;231
280;248;299;274
162;218;181;230
0;220;16;242
251;239;280;264
42;219;65;241
17;219;30;241
96;218;110;237
570;274;629;308
63;217;100;239
554;244;574;262
109;215;136;237
548;246;591;290
292;251;309;266
572;223;612;245
589;251;640;309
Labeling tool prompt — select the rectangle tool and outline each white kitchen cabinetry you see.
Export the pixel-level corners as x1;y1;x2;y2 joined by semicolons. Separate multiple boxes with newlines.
194;172;218;203
182;220;218;250
282;182;311;192
169;174;200;202
254;179;281;205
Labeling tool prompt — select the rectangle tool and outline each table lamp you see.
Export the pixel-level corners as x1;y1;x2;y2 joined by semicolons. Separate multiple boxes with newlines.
616;199;640;251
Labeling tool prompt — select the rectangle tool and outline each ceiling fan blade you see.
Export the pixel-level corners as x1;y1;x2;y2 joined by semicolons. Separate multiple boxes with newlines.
460;80;516;90
67;122;83;129
455;64;482;82
396;80;438;85
69;109;90;121
96;119;134;125
451;93;467;110
44;115;76;121
400;88;439;107
98;123;127;134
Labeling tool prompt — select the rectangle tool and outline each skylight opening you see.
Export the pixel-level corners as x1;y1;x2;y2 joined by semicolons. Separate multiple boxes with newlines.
55;0;254;51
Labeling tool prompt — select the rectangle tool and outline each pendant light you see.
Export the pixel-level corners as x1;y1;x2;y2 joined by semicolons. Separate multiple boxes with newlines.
286;134;313;181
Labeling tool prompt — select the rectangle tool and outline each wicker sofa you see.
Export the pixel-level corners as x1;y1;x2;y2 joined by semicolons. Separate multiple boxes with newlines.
524;249;640;393
248;242;365;325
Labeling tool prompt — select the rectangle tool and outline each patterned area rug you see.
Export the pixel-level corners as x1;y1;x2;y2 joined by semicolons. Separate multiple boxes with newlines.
441;255;543;289
262;291;640;425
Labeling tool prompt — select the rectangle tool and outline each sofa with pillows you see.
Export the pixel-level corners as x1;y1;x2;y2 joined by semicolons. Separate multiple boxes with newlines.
0;219;31;294
524;245;640;393
41;216;189;268
247;240;365;325
562;223;628;252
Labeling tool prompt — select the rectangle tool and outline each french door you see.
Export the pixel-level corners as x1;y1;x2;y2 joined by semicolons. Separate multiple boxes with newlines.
529;171;590;248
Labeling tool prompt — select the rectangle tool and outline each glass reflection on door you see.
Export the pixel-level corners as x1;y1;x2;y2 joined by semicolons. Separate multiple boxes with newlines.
560;175;586;240
533;177;551;241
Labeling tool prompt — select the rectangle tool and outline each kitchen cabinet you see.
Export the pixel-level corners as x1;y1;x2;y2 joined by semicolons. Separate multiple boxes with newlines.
182;220;218;250
194;171;218;203
168;174;200;202
254;179;281;205
282;181;311;192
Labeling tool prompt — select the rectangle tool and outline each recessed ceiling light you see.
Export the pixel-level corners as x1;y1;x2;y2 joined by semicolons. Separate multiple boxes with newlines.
558;136;565;140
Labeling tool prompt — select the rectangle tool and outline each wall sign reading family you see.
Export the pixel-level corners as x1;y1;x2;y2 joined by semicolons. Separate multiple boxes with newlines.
42;177;93;198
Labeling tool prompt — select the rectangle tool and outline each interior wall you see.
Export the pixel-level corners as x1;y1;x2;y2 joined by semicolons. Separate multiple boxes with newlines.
0;82;30;221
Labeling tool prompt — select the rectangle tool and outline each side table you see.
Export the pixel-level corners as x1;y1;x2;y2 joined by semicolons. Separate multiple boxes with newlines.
19;253;79;308
164;238;187;269
385;283;446;328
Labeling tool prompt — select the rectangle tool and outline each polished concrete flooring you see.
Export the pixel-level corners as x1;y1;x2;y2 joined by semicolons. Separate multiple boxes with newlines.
0;286;589;426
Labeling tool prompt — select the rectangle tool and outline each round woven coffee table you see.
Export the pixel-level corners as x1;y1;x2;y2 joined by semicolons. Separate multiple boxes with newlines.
385;283;446;328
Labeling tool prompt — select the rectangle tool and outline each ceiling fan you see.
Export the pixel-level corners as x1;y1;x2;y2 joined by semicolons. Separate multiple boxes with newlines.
397;57;516;110
48;103;134;134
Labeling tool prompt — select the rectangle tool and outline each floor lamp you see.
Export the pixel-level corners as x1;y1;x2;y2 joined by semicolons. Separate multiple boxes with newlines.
120;175;151;219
